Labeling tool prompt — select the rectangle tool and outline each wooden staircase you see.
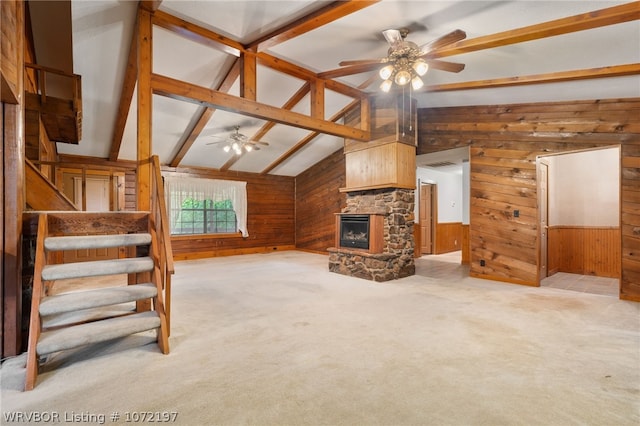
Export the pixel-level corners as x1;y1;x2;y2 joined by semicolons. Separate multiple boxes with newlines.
25;211;170;391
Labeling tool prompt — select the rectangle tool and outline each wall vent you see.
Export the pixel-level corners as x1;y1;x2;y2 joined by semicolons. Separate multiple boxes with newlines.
422;161;456;168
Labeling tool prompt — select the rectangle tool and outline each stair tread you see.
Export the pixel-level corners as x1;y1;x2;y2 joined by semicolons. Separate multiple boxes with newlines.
45;233;151;251
40;283;157;316
42;257;154;281
37;311;160;356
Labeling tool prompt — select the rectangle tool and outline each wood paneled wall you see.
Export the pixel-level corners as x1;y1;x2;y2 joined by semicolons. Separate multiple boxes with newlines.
295;149;346;253
163;167;296;260
435;222;463;254
548;226;620;278
418;98;640;299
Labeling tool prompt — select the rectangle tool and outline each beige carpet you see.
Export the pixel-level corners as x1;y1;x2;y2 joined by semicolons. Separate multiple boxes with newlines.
2;251;639;425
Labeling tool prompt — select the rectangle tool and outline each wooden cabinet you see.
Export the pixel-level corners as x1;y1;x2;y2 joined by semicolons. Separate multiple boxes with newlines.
343;141;415;191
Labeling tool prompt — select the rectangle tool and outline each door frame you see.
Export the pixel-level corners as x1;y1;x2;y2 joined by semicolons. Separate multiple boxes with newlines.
419;182;437;255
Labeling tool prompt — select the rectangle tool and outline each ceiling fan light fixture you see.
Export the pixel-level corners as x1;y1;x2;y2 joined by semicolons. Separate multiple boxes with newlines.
394;70;411;86
411;75;424;90
245;144;253;152
412;59;429;76
379;64;394;80
223;145;231;153
380;79;393;93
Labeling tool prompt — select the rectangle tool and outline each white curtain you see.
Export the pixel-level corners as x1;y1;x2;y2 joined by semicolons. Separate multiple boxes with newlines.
164;176;248;237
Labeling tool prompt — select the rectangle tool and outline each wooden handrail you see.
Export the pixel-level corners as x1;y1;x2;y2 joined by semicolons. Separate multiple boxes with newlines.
151;155;174;333
152;155;174;274
24;63;82;109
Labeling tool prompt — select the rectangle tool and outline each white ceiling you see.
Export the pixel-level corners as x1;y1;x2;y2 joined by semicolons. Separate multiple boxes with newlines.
56;0;640;176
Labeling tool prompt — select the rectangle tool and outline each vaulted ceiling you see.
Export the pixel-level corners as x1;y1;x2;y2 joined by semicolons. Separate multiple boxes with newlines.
35;1;640;176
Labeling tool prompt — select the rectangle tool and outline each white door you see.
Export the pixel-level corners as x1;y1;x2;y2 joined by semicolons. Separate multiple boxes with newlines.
74;177;110;211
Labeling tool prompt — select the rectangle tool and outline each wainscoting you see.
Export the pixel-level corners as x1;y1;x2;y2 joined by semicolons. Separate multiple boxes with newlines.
435;222;463;254
548;226;621;278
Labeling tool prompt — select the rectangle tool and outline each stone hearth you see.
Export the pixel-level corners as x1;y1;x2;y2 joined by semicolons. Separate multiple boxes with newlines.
328;188;415;282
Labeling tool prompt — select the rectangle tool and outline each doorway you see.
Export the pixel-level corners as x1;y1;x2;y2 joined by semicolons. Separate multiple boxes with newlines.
60;169;125;263
538;146;621;296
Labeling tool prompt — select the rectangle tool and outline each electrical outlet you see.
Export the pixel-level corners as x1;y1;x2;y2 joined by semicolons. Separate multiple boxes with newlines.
480;259;486;267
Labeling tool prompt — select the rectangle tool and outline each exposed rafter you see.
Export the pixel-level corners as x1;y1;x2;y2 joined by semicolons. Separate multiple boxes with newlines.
247;1;380;52
261;80;373;175
169;58;241;167
423;63;640;93
151;73;370;141
428;2;640;59
220;82;311;171
108;12;138;161
152;10;243;57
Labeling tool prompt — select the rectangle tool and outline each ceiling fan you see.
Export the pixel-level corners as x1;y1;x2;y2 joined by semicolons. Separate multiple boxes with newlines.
335;28;467;92
206;125;268;155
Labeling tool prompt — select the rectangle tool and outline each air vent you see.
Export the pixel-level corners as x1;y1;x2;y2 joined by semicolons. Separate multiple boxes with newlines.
422;161;456;168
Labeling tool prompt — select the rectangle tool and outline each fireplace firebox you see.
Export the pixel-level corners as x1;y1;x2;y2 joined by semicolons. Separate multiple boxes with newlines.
339;215;370;249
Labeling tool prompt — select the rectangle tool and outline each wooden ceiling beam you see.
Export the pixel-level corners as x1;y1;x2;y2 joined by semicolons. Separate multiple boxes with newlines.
108;14;138;161
423;63;640;92
151;10;366;100
261;79;372;175
140;1;163;13
429;2;640;58
256;52;365;99
261;99;359;175
247;1;380;51
152;9;244;57
152;73;370;141
220;82;311;171
169;58;240;167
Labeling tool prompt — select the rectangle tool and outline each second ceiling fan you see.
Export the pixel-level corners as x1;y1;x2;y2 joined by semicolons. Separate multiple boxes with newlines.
335;28;467;91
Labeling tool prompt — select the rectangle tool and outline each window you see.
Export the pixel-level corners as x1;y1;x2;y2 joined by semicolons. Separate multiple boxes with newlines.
164;176;248;237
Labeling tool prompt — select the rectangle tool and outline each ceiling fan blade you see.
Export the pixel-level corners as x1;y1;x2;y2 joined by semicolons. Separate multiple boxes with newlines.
339;58;385;67
420;29;466;53
319;62;383;79
382;29;402;46
426;59;465;73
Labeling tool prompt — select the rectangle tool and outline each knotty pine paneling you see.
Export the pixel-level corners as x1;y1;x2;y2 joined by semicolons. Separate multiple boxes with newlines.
419;98;640;295
435;222;462;254
295;149;346;253
548;226;621;278
163;167;295;259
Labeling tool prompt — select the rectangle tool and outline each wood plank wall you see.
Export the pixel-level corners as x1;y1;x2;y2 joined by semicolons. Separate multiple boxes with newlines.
548;226;621;278
295;149;346;253
418;98;640;299
162;167;296;260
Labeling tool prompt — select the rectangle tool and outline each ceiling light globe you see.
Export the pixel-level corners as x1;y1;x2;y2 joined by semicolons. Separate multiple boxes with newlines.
412;59;429;76
379;65;394;80
223;145;231;153
245;144;253;152
411;75;424;90
380;79;393;93
394;70;411;86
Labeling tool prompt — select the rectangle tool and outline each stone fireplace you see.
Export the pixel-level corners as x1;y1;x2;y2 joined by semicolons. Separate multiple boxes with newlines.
328;188;415;282
328;94;417;282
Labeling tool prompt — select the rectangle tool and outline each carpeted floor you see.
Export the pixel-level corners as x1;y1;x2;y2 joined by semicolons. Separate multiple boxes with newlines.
2;251;639;425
